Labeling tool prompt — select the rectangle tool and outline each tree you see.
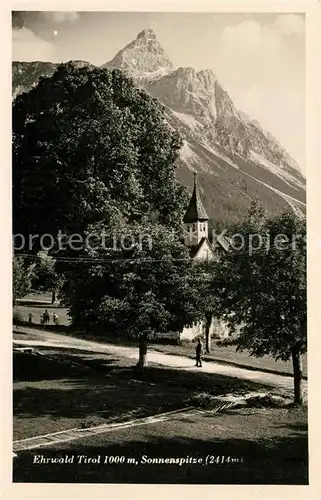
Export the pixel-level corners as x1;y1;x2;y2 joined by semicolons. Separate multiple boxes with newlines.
192;260;221;353
31;252;63;303
60;221;202;368
211;208;306;404
13;62;201;367
12;257;34;306
13;62;187;244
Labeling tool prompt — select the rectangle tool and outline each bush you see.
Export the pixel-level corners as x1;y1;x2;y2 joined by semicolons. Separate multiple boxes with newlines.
245;394;289;408
188;392;219;409
13;308;24;324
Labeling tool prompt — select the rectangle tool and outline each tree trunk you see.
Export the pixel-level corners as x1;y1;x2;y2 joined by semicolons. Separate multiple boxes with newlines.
51;290;56;304
291;347;303;405
136;336;148;369
205;314;212;354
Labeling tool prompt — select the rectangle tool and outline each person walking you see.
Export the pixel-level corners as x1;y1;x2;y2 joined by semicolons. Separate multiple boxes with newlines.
43;309;50;326
28;312;33;324
53;313;58;326
195;338;203;367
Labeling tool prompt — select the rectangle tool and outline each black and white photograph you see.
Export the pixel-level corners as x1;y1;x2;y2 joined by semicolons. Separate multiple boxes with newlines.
10;5;311;487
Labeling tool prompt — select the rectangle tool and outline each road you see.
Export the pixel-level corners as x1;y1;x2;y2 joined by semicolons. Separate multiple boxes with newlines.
13;326;307;395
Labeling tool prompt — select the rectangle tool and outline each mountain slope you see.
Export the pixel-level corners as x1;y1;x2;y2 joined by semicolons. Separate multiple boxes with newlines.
12;29;305;224
12;60;93;99
102;29;305;222
13;61;58;99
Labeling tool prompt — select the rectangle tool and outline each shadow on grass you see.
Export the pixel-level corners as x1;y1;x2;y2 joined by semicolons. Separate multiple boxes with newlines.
277;422;308;434
117;365;269;394
14;349;269;394
13;351;120;381
13;426;308;484
16;301;55;308
13;381;180;421
13;349;273;425
14;321;71;334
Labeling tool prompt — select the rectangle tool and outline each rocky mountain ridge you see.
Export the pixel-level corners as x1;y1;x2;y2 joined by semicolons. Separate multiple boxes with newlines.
103;30;301;174
12;28;305;223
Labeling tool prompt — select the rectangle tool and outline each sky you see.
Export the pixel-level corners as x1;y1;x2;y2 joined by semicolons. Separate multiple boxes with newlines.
12;11;305;169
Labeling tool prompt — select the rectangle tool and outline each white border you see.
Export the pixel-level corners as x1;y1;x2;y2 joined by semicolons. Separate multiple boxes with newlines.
1;1;320;498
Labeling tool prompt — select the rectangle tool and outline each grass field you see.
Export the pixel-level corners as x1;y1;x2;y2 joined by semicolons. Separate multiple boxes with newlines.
14;292;70;327
13;346;308;484
14;406;308;484
13;293;307;378
13;346;269;440
13;349;187;440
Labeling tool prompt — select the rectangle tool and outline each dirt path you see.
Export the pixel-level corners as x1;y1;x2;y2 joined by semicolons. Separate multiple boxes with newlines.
13;327;307;395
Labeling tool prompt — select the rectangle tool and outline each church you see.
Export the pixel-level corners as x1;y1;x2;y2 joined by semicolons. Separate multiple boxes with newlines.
180;172;230;342
149;172;230;344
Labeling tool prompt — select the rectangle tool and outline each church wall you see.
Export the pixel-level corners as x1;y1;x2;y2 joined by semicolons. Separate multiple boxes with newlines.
210;318;230;338
180;322;203;341
179;318;231;342
148;319;238;344
147;331;181;343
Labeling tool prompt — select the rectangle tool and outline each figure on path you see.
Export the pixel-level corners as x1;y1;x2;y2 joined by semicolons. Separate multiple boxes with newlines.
43;309;50;326
195;338;203;368
28;313;33;324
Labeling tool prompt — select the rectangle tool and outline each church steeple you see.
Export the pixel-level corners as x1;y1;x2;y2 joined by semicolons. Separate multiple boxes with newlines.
183;172;209;223
183;172;209;247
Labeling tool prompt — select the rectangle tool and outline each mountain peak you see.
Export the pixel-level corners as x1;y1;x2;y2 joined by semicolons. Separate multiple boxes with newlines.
136;28;157;40
102;28;173;76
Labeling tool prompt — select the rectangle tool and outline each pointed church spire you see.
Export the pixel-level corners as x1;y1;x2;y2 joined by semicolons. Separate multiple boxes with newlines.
183;172;209;223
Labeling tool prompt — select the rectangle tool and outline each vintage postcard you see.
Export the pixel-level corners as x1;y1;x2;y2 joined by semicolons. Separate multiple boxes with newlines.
2;0;321;498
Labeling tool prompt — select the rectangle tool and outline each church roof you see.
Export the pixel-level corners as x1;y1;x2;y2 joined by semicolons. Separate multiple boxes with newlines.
183;173;209;223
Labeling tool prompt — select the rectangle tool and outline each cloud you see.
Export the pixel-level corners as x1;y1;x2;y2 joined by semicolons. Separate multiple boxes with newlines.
39;12;79;24
12;27;55;61
222;20;279;57
233;83;305;167
273;14;305;36
12;11;79;28
221;14;304;59
217;15;305;168
11;11;79;61
12;12;24;28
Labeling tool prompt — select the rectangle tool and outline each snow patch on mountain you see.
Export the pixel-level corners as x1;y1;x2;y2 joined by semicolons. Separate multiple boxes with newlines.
258;180;305;217
181;141;198;162
203;143;240;170
171;110;203;132
135;67;174;83
250;151;304;189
